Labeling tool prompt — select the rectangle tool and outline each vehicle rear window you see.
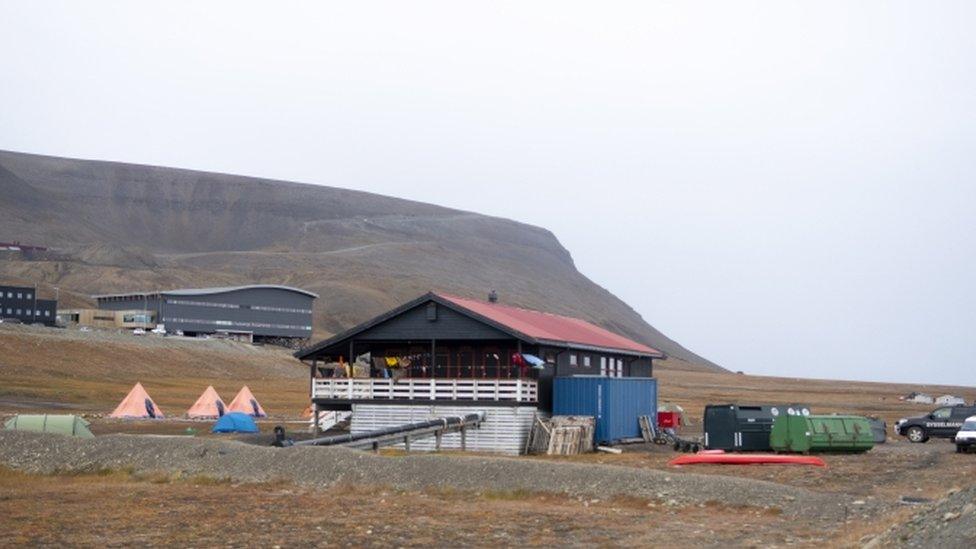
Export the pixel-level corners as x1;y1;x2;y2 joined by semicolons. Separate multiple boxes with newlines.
962;420;976;431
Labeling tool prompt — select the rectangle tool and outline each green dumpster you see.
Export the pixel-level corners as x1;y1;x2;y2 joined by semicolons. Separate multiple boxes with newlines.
3;414;95;438
770;413;873;453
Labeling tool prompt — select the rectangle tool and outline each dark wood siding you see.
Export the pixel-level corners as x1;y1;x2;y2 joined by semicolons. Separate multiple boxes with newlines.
549;348;653;378
629;357;654;377
356;302;511;341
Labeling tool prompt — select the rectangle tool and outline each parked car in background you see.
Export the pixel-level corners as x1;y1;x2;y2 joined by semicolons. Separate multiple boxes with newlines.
895;405;976;443
955;416;976;453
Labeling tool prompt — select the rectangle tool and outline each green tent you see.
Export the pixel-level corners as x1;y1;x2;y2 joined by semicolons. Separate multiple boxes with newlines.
3;414;95;438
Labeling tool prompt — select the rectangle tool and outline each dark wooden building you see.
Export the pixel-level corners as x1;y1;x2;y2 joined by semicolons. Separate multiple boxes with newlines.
0;285;57;326
295;292;663;453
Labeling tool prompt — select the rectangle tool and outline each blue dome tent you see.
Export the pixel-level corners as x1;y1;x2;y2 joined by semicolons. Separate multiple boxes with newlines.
211;412;259;434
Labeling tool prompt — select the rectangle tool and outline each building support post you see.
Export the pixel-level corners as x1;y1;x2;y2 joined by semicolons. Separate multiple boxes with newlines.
348;340;355;377
313;405;321;436
431;339;436;377
309;360;317;397
516;340;523;379
460;425;467;451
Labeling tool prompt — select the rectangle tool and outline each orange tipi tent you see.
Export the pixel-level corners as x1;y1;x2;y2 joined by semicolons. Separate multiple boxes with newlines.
109;382;164;419
186;386;226;419
227;386;267;417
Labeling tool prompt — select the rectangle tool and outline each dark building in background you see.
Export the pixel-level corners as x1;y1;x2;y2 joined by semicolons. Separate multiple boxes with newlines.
0;285;57;326
94;285;317;343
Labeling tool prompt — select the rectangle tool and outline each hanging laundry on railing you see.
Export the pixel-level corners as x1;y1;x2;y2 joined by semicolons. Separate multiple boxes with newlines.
511;353;527;367
522;354;546;368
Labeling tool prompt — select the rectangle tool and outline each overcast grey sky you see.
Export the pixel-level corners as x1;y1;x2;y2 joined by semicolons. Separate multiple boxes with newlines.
2;2;974;385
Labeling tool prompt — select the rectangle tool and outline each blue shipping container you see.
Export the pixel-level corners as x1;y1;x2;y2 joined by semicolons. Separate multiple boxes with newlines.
552;377;658;444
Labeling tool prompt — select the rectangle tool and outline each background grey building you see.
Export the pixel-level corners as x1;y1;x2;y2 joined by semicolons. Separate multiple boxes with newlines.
0;284;57;326
95;285;317;344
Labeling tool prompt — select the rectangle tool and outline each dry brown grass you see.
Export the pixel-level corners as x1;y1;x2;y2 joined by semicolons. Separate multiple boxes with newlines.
0;325;309;416
0;465;806;547
4;325;974;546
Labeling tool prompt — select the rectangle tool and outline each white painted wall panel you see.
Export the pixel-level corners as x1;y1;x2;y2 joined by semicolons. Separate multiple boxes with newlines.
351;404;542;455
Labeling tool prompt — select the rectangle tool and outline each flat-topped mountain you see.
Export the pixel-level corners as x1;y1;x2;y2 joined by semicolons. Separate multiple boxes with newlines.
0;149;720;372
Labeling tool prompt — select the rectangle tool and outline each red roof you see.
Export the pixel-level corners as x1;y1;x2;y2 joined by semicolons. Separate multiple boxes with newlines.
437;293;662;357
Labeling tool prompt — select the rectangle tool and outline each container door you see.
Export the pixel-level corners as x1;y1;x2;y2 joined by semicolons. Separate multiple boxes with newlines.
704;406;736;450
739;425;771;451
736;406;773;451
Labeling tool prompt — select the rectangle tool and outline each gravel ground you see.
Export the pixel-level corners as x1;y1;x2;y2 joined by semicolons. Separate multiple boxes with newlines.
0;431;872;522
866;485;976;547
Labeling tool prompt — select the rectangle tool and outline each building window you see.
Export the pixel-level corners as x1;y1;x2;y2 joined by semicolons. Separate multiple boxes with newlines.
44;310;50;317
16;309;22;315
123;314;152;324
5;308;10;314
6;292;11;298
569;354;578;366
17;293;22;299
583;355;591;368
600;357;607;376
26;293;32;299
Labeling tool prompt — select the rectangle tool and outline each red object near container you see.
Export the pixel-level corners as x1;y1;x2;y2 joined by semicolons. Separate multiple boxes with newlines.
658;411;680;429
668;453;826;467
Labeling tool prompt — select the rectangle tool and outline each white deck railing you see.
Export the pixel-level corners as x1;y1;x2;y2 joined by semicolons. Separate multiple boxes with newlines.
312;378;538;403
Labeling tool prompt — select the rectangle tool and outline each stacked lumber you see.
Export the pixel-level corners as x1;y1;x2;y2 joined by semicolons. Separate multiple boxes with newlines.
525;415;595;455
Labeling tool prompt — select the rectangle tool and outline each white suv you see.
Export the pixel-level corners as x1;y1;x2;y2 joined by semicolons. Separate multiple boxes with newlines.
955;415;976;454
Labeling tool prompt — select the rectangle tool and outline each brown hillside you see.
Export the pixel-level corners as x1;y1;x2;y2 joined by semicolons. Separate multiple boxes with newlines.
0;149;720;371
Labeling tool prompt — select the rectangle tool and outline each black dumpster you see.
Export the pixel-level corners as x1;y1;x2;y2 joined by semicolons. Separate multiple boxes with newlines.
703;404;812;451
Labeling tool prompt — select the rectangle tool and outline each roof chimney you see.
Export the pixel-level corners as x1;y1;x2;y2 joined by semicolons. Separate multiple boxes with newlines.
488;289;498;303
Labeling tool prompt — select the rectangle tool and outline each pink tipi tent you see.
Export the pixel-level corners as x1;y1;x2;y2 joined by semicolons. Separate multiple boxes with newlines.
186;386;226;419
109;382;164;419
227;386;267;417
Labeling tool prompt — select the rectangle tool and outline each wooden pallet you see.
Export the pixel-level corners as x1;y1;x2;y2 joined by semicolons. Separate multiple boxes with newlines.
525;415;595;455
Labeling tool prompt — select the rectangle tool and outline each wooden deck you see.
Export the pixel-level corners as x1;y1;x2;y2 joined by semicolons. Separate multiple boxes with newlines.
312;378;538;403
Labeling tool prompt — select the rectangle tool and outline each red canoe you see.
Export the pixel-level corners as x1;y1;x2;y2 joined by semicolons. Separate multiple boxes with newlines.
668;453;826;467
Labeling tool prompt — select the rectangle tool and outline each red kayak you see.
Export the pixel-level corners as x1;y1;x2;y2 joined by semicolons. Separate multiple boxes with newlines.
668;453;826;467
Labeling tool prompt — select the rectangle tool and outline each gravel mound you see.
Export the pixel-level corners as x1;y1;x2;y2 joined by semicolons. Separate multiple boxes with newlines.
867;485;976;548
0;431;864;520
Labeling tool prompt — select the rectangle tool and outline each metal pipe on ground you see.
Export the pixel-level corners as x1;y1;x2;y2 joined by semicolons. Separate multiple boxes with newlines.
273;412;484;448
